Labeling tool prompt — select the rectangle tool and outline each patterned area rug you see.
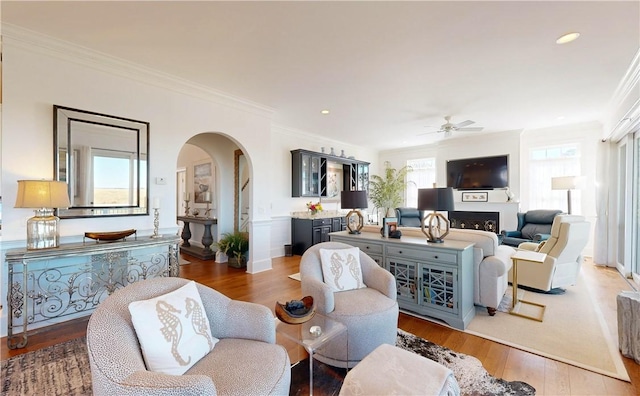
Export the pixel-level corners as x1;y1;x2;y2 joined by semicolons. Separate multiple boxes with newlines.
396;329;535;395
2;331;535;396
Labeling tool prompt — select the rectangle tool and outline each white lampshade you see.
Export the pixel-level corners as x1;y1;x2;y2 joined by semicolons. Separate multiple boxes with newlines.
15;180;71;209
551;176;582;190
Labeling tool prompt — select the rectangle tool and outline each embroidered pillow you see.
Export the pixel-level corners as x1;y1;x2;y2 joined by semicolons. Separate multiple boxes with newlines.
319;247;366;292
128;281;219;375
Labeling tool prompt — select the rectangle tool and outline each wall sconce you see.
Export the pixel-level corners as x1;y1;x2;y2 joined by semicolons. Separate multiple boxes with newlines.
340;190;368;234
417;187;455;243
551;176;583;214
14;180;71;250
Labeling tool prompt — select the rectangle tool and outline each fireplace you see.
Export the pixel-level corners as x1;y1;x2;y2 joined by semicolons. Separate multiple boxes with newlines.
448;211;500;234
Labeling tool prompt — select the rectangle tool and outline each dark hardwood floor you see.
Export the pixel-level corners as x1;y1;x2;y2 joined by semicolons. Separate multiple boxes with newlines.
2;254;638;395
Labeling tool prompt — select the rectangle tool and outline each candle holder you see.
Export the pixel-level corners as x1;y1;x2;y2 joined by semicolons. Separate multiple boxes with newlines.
204;200;212;218
150;208;162;238
184;199;190;216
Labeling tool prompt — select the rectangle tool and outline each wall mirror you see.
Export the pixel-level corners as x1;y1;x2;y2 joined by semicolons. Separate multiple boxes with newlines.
54;105;149;218
234;149;250;233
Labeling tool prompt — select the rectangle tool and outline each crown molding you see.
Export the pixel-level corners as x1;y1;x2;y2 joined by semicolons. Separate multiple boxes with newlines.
605;48;640;141
2;24;275;119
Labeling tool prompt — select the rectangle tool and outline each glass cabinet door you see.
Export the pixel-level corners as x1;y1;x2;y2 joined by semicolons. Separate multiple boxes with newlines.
419;265;457;314
301;154;321;196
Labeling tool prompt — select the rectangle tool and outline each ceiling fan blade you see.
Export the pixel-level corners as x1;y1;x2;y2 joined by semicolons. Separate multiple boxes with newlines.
457;127;484;132
454;120;475;128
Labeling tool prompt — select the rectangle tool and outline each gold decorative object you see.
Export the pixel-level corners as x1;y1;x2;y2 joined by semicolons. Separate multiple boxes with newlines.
275;296;315;324
84;229;137;242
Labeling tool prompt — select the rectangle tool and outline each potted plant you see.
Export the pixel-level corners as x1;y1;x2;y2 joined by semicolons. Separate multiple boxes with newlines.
369;161;412;218
216;232;249;268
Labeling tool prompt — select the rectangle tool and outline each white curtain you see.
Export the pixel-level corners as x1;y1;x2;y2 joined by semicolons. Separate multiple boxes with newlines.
593;140;611;264
78;145;93;206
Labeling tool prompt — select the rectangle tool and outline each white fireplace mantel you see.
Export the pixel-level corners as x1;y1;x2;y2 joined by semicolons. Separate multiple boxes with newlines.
452;201;521;232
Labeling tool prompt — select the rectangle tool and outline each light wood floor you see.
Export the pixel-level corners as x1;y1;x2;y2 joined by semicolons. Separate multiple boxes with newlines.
2;254;638;395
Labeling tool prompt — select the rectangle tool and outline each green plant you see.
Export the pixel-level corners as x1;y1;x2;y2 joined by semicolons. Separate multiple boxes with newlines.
216;232;249;260
369;161;412;216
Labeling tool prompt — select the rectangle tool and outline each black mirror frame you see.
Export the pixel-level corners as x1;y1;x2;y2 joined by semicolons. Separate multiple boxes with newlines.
53;105;150;219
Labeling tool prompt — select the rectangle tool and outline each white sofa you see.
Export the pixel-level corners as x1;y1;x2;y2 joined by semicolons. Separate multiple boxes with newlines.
361;225;516;315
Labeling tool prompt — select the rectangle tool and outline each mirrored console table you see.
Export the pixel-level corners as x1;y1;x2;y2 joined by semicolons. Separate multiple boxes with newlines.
5;235;180;349
177;216;217;260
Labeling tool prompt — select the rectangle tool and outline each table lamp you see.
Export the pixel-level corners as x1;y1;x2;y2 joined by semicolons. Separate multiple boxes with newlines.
551;176;582;214
341;190;368;234
15;180;71;250
417;187;455;243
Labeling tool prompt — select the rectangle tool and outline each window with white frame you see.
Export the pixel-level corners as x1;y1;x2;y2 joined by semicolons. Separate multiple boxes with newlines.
406;158;437;207
529;144;581;213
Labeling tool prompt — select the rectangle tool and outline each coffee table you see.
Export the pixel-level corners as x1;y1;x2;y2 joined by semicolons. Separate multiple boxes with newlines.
276;313;347;395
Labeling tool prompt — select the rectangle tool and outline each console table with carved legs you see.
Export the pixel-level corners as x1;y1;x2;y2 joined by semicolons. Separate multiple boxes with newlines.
177;216;218;260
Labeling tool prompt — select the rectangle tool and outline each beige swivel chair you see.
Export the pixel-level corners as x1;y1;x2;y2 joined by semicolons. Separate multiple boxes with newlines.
514;214;590;292
300;242;399;368
86;277;291;396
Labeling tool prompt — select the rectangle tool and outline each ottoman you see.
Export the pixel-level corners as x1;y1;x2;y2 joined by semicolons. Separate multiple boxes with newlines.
339;343;460;396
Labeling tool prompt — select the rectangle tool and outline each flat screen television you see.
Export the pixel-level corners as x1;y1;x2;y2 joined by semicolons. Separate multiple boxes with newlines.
446;155;508;190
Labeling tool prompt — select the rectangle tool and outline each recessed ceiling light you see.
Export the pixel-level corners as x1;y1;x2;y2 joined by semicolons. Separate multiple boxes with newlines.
321;109;330;115
556;32;580;44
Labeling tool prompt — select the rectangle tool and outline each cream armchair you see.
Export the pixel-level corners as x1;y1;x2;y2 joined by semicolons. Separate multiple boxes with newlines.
86;277;291;396
300;242;399;368
515;214;590;292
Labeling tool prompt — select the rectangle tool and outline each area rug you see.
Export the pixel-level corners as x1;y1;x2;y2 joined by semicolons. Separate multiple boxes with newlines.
179;258;191;265
2;332;535;396
466;278;630;382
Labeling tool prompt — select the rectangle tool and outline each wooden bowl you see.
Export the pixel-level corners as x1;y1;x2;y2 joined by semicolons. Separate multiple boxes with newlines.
84;229;137;242
275;296;315;324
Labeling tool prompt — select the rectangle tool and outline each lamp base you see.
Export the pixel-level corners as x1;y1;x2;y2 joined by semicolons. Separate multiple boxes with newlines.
421;212;451;244
345;209;364;235
26;208;60;250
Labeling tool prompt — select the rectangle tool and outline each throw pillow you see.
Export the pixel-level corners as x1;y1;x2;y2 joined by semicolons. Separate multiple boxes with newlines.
128;281;219;375
319;247;366;292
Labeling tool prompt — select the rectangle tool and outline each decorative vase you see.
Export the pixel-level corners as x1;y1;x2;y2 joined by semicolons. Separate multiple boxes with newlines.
310;209;318;216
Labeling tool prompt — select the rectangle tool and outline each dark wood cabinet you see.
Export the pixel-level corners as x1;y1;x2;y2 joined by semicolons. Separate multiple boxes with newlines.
291;216;346;255
291;149;370;198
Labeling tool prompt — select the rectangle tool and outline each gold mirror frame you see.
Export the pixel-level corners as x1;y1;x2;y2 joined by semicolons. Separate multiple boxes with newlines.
234;149;249;233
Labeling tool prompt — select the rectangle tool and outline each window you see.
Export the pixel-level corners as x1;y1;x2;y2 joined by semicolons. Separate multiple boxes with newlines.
406;158;436;207
529;144;581;213
92;149;147;207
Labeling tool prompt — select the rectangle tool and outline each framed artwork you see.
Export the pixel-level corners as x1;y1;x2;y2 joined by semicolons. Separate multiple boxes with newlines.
324;161;343;201
382;217;398;238
193;160;214;204
461;191;488;202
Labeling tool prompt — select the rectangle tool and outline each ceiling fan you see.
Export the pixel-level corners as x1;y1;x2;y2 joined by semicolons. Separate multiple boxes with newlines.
424;116;484;137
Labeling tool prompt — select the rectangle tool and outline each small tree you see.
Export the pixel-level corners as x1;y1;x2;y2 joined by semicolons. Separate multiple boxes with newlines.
369;161;412;217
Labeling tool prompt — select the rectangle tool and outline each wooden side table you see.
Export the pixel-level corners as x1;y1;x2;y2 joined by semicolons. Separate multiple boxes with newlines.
510;250;547;322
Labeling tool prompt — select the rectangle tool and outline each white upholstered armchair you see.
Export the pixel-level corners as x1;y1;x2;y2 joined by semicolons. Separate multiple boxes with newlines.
515;214;591;292
86;277;291;396
300;242;399;368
